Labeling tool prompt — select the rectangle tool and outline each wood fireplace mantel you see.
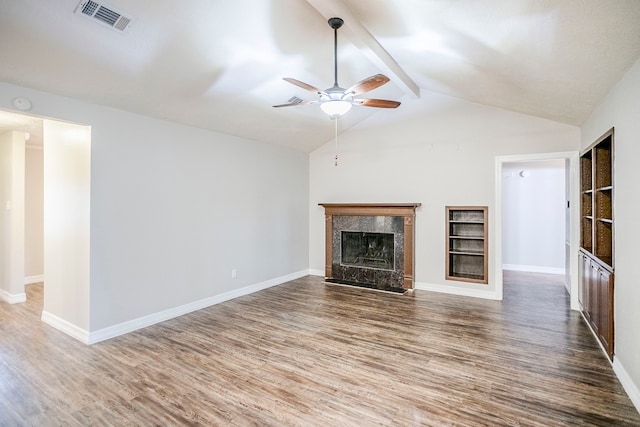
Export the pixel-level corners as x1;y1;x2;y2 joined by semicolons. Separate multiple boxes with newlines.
319;203;421;217
319;203;421;290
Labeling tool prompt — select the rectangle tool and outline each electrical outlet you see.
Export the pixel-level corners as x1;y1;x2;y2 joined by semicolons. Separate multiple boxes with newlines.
231;269;237;279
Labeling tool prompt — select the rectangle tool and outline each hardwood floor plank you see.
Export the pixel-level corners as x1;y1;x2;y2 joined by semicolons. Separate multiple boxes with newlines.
0;274;638;425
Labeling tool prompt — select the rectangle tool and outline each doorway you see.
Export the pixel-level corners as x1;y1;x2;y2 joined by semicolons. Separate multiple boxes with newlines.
0;110;91;337
502;159;567;274
495;152;579;309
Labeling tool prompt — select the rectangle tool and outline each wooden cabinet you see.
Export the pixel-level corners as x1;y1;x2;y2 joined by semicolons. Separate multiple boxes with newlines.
445;206;488;284
579;250;614;359
579;128;614;360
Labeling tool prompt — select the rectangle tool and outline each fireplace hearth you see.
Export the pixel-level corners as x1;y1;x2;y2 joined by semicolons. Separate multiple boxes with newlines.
319;203;420;292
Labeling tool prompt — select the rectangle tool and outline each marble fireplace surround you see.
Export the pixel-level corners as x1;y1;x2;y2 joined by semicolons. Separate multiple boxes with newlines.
319;203;421;292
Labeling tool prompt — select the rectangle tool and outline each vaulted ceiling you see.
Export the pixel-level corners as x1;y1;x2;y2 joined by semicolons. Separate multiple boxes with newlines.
1;0;640;152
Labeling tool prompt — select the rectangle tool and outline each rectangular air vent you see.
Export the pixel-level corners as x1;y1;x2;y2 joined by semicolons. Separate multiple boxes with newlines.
74;0;133;32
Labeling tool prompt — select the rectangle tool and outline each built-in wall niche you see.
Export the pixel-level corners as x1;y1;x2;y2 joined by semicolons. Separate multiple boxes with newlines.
579;127;614;360
445;206;488;284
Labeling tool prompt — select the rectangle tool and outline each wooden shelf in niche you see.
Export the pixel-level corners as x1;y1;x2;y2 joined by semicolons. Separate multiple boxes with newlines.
446;206;488;284
581;152;593;191
581;192;593;217
595;139;612;188
595;220;613;266
581;217;593;253
449;237;484;255
595;188;612;220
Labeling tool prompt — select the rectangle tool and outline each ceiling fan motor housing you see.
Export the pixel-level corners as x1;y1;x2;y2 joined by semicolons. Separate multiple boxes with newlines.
328;17;344;30
321;84;353;103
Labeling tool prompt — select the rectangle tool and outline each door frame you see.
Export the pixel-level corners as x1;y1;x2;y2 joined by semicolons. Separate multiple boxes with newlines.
494;151;580;309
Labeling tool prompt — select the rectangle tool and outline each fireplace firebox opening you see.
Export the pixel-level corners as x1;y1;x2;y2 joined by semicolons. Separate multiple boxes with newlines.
341;231;395;271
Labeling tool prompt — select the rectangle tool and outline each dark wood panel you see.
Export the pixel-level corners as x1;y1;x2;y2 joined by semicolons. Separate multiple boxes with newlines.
0;273;638;425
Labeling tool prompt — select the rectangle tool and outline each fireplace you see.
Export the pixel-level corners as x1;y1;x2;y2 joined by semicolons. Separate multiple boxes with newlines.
319;203;421;292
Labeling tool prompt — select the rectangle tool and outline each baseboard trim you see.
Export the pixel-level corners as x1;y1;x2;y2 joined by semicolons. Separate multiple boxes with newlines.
41;311;91;344
414;281;501;300
578;312;640;412
86;270;310;345
24;275;45;285
308;269;325;277
0;289;27;304
503;264;565;275
613;358;640;413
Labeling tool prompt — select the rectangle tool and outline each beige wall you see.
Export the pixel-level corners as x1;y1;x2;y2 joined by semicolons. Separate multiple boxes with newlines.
25;146;43;281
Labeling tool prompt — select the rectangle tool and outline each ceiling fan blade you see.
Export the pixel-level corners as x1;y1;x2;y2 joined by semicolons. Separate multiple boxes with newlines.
347;74;390;95
356;99;401;108
283;78;322;93
273;100;315;108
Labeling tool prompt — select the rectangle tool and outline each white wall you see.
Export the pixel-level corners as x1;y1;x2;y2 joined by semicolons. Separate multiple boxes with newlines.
502;160;566;273
42;120;91;332
25;145;43;281
0;81;309;338
0;130;26;303
0;132;11;298
309;91;580;299
86;111;309;333
581;55;640;410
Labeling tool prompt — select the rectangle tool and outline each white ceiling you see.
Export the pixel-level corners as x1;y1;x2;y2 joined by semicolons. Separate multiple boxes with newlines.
1;0;639;152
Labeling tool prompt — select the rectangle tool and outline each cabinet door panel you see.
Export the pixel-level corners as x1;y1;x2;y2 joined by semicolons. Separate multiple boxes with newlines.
597;268;613;355
583;255;592;322
589;264;600;334
578;253;588;309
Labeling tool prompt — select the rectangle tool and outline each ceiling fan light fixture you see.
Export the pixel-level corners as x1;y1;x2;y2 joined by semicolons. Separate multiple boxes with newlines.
320;100;352;118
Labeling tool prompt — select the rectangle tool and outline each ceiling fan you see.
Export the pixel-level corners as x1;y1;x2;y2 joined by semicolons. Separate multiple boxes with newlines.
273;17;400;118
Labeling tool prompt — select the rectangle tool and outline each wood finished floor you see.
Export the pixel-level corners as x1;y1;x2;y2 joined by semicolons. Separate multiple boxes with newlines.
1;273;639;426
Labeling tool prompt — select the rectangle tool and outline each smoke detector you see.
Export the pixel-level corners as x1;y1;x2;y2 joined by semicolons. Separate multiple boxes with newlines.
74;1;133;32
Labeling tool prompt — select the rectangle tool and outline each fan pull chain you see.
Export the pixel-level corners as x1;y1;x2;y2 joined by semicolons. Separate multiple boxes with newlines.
334;117;339;166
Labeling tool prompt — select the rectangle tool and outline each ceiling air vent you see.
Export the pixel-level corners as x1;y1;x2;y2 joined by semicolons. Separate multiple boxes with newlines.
74;0;133;32
287;96;304;104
